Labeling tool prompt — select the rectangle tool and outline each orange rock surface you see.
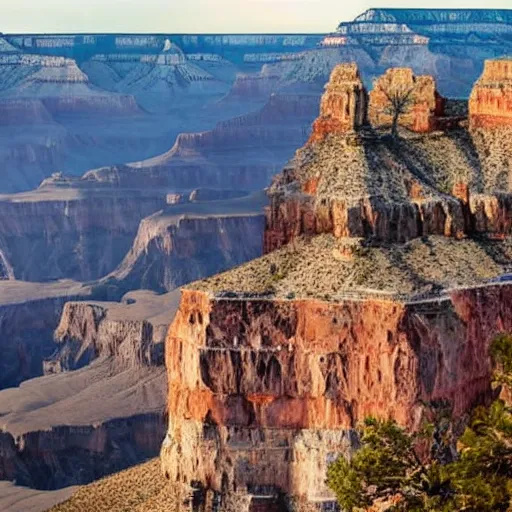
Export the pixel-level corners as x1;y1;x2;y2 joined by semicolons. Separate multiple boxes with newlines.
161;62;512;507
162;286;512;499
369;67;445;133
469;59;512;129
309;63;367;142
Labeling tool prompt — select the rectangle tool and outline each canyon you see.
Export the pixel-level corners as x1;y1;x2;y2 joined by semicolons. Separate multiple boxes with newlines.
0;8;511;512
0;289;179;492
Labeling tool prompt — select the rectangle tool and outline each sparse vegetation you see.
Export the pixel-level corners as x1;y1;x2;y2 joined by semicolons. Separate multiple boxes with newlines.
283;128;512;204
49;459;188;512
189;234;512;301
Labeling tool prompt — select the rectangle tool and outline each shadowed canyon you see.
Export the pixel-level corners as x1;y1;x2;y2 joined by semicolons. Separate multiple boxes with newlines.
0;7;511;512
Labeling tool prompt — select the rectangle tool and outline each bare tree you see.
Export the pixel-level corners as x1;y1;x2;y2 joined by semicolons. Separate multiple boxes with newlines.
375;75;415;140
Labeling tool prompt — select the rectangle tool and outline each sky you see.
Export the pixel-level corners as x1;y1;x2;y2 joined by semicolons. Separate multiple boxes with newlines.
2;0;512;34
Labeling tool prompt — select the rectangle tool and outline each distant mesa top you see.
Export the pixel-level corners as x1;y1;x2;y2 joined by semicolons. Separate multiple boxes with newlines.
348;8;512;26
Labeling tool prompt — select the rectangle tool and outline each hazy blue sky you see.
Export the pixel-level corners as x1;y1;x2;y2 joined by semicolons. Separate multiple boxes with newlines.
3;0;512;34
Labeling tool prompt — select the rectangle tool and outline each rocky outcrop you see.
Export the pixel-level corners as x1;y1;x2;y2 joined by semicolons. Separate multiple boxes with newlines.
309;64;367;143
369;67;445;133
469;58;512;129
161;59;512;508
261;63;512;253
108;197;266;293
0;281;91;389
0;288;180;490
47;302;164;373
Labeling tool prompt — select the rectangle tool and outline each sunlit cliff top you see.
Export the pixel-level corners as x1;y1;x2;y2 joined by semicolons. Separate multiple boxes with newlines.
189;234;512;301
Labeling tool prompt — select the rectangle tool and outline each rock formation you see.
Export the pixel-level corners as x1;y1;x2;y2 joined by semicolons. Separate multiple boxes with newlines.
469;58;512;129
161;62;512;507
0;280;91;389
0;188;167;282
87;93;318;192
369;67;445;133
0;290;180;490
107;193;267;294
309;63;367;142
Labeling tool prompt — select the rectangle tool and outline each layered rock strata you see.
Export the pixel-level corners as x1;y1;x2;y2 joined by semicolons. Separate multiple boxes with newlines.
0;280;91;389
0;188;166;282
0;290;180;490
265;64;511;252
162;283;512;501
161;61;512;507
107;193;267;293
86;93;318;192
309;63;367;142
469;58;512;129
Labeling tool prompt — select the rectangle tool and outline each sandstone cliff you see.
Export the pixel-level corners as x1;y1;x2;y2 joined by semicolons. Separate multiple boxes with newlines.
162;283;512;501
469;58;512;129
265;65;511;252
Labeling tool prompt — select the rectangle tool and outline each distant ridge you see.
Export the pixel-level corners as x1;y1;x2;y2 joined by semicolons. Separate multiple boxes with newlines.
349;8;512;25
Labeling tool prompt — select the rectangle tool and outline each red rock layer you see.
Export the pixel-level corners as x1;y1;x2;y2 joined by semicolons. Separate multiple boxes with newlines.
470;59;512;129
309;63;367;143
162;285;512;496
369;67;445;133
264;194;470;253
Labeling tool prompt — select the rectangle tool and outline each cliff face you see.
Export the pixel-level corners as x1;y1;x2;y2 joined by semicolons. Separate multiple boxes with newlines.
309;63;367;143
162;285;512;500
469;59;512;129
0;281;91;390
0;289;180;490
0;190;166;281
48;302;164;373
264;64;511;253
109;204;266;293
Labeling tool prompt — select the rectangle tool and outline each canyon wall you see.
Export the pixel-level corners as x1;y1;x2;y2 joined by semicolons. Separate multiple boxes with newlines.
0;191;166;282
161;57;512;508
85;93;317;193
0;403;165;490
161;284;512;501
0;282;91;389
0;289;179;489
110;209;265;293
